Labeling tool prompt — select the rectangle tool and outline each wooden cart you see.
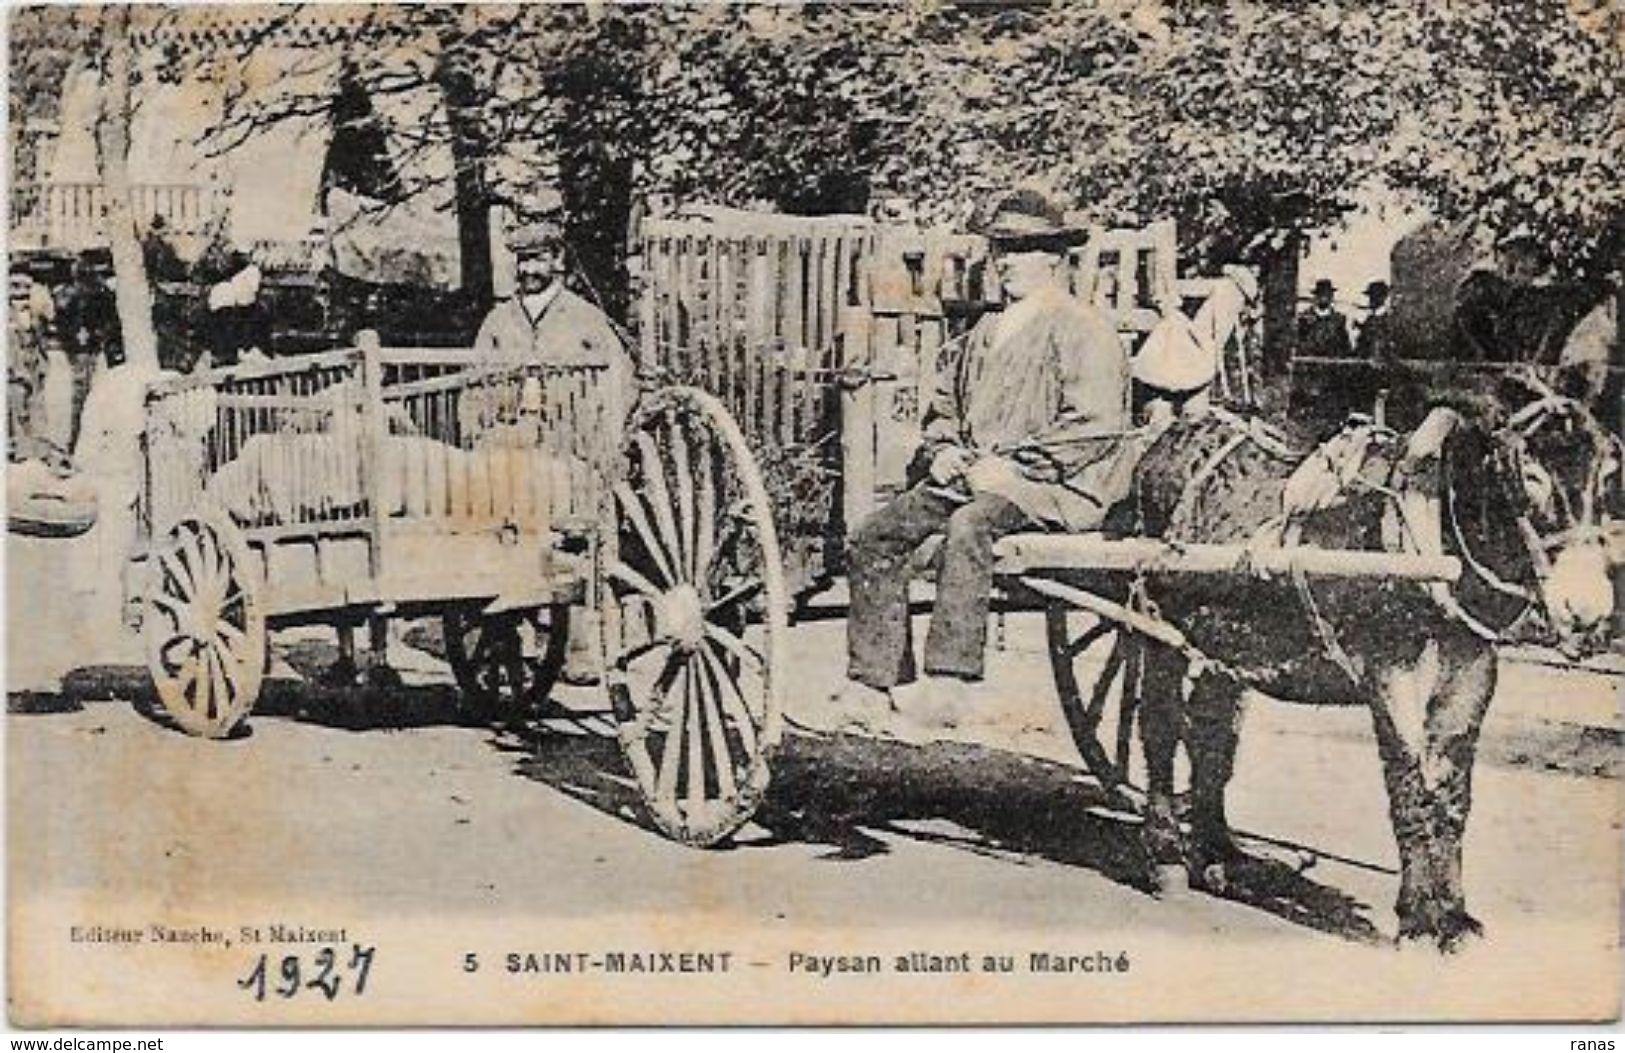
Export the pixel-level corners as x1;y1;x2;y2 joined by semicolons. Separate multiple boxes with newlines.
135;330;790;847
589;209;1462;842
140;333;601;730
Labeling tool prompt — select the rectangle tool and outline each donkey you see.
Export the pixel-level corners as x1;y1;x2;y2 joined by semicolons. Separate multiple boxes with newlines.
1127;369;1620;949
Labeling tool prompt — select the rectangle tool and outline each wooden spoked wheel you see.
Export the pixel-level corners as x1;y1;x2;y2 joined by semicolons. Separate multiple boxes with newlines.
143;512;267;739
1045;605;1145;809
600;386;788;847
444;605;569;723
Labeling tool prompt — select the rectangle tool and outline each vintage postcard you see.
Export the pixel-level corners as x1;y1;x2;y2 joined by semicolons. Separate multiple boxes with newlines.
6;1;1621;1028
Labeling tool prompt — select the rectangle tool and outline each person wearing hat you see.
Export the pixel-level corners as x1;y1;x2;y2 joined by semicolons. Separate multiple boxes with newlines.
1134;311;1216;423
1131;263;1264;421
831;189;1133;735
1296;278;1352;359
1454;228;1574;364
141;214;186;284
1353;279;1396;362
472;217;635;688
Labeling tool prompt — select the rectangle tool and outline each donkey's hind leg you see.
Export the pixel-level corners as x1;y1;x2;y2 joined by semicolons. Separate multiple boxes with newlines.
1183;671;1247;890
1138;642;1188;884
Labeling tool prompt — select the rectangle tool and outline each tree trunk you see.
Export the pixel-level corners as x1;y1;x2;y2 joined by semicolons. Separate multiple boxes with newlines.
435;56;494;319
1259;229;1303;381
94;6;158;372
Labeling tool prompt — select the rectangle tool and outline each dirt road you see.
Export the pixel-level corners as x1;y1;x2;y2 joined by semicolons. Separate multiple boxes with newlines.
7;614;1620;1024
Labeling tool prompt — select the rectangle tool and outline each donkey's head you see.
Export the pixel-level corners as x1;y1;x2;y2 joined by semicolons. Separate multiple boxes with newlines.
1404;368;1618;654
1488;368;1620;652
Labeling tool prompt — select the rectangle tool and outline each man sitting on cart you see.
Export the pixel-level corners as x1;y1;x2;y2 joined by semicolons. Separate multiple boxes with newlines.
831;189;1137;736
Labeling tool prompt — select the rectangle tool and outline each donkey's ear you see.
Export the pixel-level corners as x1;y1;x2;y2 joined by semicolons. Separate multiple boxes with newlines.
1554;358;1607;405
1400;406;1462;470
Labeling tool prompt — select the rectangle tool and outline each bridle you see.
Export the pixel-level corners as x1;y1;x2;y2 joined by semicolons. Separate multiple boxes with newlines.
1440;379;1619;647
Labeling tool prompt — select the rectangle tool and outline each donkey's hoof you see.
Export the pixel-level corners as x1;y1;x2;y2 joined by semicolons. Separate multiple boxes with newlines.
1150;863;1192;897
1194;862;1231;895
1436;911;1485;953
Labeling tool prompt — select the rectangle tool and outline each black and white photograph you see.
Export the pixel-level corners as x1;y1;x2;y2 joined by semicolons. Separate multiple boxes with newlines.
5;1;1621;1027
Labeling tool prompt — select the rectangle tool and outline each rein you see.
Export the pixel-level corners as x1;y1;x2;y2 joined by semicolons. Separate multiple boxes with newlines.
1398;388;1614;651
1434;446;1539;640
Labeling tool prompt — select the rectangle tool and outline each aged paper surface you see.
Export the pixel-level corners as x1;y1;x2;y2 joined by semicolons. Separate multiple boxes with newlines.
6;2;1622;1027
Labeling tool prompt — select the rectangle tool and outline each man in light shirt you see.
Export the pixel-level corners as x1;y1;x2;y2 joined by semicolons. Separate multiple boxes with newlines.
475;220;632;401
832;190;1134;735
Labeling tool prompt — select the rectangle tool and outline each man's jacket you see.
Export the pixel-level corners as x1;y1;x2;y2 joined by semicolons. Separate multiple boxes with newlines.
473;286;634;430
1296;308;1352;358
918;287;1135;531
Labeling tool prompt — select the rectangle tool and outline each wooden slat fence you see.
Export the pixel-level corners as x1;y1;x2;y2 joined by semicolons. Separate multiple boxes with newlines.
638;210;876;587
636;206;1234;592
12;181;224;252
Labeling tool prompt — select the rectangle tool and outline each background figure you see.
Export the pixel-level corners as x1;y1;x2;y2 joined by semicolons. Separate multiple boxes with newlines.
54;254;121;449
141;214;187;284
1134;310;1217;423
1453;230;1580;364
474;219;633;410
473;219;636;687
204;255;273;367
1296;277;1352;358
1354;280;1395;361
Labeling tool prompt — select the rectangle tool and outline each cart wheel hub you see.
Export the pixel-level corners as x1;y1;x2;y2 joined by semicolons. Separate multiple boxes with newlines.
659;584;705;652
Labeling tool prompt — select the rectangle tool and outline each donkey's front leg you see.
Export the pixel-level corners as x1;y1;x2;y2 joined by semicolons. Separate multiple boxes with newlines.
1421;636;1498;949
1368;726;1443;943
1182;671;1247;890
1369;635;1496;950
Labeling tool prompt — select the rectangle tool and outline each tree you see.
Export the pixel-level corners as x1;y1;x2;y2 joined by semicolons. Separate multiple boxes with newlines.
616;1;1619;277
93;5;158;371
17;2;1617;343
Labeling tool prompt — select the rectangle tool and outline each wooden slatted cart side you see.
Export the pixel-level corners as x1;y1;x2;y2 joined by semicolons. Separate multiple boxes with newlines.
141;341;617;620
637;210;879;588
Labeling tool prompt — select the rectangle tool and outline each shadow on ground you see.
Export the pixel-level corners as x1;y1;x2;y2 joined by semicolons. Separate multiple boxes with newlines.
5;649;481;735
511;724;1385;945
9;641;1422;944
9;664;1387;943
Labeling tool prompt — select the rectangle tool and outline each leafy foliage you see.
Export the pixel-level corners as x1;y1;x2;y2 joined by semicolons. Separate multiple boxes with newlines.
608;1;1620;276
13;2;1621;282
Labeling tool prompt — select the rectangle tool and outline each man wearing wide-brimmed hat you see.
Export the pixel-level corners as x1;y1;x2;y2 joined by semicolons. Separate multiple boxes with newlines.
830;189;1133;736
1296;277;1352;359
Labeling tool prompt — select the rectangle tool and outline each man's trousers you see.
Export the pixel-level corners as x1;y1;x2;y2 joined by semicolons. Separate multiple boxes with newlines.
846;486;1033;689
